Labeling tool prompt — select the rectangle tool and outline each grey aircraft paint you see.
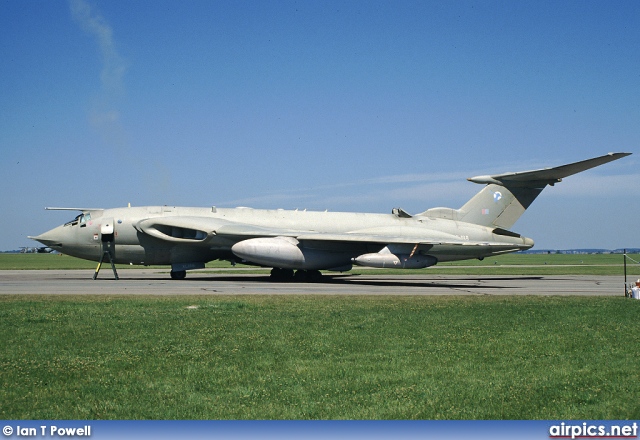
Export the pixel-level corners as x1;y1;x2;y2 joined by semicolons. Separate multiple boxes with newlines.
30;153;631;281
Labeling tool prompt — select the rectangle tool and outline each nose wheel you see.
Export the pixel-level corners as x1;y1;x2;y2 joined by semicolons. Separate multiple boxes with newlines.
93;242;119;280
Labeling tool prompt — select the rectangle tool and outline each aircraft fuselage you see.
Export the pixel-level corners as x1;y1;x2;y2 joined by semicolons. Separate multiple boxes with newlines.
32;205;532;270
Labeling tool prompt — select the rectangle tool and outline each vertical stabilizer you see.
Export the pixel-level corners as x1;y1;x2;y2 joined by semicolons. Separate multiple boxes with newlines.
456;184;543;229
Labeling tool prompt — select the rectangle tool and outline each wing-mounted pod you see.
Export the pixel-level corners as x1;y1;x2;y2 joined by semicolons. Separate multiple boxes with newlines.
353;245;438;269
231;236;352;270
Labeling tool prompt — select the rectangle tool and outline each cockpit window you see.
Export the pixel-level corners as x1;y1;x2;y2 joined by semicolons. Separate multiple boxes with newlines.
64;214;81;226
64;213;91;227
79;213;91;227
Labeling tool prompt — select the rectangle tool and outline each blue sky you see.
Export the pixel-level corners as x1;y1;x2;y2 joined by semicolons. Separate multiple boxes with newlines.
1;0;638;251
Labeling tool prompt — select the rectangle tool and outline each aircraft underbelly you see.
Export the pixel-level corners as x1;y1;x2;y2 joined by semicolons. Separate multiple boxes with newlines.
66;244;101;262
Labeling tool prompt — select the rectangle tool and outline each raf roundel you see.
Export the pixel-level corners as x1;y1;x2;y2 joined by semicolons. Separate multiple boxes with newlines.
493;191;502;202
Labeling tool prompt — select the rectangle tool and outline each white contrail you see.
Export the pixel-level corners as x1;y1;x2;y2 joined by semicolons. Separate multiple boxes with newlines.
69;0;126;95
69;0;129;149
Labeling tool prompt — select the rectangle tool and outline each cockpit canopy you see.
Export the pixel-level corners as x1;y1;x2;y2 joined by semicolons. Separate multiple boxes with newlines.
64;212;92;227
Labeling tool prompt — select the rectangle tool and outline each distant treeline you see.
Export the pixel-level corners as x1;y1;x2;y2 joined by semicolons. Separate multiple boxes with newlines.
522;249;640;254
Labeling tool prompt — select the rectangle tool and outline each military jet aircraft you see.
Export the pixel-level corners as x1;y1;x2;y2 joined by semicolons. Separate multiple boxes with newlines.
30;152;630;281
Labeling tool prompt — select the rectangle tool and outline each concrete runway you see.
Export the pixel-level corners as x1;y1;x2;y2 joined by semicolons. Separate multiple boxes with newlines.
0;269;628;296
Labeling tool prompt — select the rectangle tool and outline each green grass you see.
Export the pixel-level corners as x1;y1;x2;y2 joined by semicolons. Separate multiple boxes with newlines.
3;253;640;276
1;295;639;419
0;254;237;270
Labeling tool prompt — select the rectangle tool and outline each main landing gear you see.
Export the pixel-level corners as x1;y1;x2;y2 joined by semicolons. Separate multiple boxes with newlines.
270;268;323;283
170;270;187;280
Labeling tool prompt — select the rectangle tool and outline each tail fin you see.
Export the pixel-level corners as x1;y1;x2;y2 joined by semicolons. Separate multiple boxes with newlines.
420;152;631;229
455;184;543;229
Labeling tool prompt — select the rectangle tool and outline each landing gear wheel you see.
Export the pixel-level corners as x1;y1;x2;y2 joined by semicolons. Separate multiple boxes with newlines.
308;270;323;283
270;268;294;282
293;270;323;283
294;270;308;282
170;270;186;280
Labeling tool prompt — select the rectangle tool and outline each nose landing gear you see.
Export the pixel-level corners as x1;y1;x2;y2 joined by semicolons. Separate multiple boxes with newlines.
93;241;119;280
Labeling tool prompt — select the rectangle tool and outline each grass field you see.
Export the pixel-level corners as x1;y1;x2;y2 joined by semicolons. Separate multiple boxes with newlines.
1;295;639;420
2;252;640;276
2;253;639;420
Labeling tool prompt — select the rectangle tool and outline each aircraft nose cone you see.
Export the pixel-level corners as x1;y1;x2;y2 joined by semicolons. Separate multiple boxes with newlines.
523;237;535;248
28;227;65;247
